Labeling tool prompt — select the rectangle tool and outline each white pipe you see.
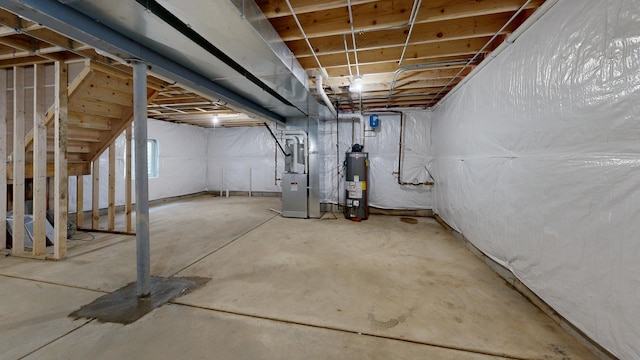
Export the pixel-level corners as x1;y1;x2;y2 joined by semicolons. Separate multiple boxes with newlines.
249;168;252;197
435;0;560;109
220;169;224;197
282;130;309;174
338;113;365;149
316;75;336;116
398;0;422;65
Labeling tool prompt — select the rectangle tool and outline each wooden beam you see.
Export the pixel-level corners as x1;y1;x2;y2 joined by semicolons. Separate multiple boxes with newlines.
125;124;132;233
68;98;124;119
289;12;518;57
7;162;90;180
0;37;67;62
53;61;68;259
340;86;454;99
0;56;50;68
52;128;103;144
108;142;115;231
270;0;544;41
0;8;37;31
257;0;377;18
76;175;84;228
47;142;91;154
333;77;459;94
298;37;491;69
0;69;6;250
88;61;167;91
325;57;473;77
92;159;99;230
12;66;25;254
324;67;471;87
76;85;134;107
68;112;113;131
32;63;47;256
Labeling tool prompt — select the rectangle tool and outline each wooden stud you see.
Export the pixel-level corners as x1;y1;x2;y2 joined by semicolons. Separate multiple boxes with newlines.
7;162;90;179
54;61;68;259
76;175;84;228
0;69;6;250
92;159;99;229
108;142;115;231
125;124;132;233
12;66;25;254
32;63;47;256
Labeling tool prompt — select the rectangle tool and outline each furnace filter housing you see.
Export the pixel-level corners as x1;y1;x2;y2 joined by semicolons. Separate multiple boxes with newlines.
344;152;369;220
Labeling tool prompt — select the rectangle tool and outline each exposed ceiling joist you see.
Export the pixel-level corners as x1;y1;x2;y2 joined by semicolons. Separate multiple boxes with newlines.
259;0;545;111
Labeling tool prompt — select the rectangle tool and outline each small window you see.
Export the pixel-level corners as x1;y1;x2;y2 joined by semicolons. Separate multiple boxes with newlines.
130;138;159;179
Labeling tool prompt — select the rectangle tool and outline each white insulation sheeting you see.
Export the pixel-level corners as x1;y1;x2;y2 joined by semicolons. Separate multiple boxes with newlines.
68;119;208;212
207;126;285;193
430;0;640;358
321;112;432;209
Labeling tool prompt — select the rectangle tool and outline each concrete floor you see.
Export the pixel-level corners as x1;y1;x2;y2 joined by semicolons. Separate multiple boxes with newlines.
0;196;596;359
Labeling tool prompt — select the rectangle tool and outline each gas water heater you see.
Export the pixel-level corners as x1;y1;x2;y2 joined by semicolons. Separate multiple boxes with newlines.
344;148;369;220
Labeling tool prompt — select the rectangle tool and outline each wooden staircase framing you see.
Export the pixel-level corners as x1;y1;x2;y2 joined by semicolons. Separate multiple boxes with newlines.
2;59;164;259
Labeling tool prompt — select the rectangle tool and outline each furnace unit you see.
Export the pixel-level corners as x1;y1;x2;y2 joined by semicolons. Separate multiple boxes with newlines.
281;131;308;218
344;149;369;220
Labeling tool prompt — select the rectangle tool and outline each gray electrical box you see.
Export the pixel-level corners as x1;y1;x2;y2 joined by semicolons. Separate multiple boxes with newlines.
282;173;308;218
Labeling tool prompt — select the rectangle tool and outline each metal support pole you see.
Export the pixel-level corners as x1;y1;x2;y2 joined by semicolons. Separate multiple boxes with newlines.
133;60;150;298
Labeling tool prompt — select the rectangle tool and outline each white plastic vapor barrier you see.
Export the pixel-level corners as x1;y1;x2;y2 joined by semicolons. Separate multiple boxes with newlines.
207;125;285;193
68;119;208;213
430;0;640;358
320;112;433;209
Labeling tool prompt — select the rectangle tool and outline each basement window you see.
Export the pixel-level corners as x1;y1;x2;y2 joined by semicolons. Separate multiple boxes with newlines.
130;138;159;179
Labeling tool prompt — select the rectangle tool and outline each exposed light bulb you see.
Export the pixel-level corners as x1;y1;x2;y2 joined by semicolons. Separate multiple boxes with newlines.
212;115;219;124
349;75;363;92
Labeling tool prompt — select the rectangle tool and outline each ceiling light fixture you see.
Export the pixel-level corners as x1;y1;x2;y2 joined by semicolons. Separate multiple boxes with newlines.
349;75;363;92
212;115;219;124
